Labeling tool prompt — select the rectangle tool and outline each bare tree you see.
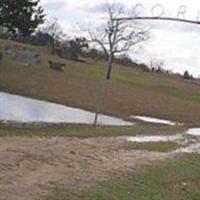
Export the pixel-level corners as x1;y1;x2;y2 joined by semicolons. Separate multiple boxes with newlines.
89;2;149;79
42;18;64;54
149;59;164;72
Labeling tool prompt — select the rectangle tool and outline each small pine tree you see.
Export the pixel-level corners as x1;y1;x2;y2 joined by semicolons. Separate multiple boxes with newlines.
183;70;192;80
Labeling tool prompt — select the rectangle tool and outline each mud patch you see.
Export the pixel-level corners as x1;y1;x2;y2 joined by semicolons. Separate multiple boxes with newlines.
0;137;169;200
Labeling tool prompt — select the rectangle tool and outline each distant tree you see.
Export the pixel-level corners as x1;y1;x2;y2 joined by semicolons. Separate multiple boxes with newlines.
42;18;64;54
183;70;193;80
149;59;164;73
72;38;89;54
60;37;89;61
183;70;190;79
68;38;89;60
81;48;106;60
115;55;134;66
0;0;45;37
30;31;52;46
89;2;149;79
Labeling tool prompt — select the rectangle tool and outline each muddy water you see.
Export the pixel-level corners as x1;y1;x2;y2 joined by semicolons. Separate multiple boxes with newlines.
126;129;200;154
177;143;200;154
186;128;200;136
0;92;134;126
126;134;184;143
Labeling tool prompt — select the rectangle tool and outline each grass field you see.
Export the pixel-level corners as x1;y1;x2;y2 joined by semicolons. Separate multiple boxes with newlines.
1;39;200;200
0;123;186;138
46;154;200;200
123;141;183;152
1;39;200;126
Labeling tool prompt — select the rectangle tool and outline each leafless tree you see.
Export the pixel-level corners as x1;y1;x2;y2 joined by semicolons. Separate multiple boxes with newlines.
149;59;164;72
89;2;149;79
42;18;64;54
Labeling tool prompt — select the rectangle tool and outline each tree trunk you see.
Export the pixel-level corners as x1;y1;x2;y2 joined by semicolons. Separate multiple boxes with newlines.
51;38;55;54
106;55;114;80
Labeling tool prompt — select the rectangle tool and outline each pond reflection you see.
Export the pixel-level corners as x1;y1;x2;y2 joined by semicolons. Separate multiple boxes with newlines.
0;92;133;126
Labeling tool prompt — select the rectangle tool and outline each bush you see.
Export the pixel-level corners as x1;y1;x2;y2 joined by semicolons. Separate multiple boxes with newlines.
56;37;88;61
81;48;106;60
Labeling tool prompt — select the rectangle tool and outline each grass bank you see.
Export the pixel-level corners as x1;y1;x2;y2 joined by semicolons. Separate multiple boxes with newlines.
1;39;200;125
124;141;182;152
0;123;186;138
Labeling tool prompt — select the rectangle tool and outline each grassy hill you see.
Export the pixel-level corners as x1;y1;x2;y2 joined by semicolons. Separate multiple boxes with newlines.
0;39;200;126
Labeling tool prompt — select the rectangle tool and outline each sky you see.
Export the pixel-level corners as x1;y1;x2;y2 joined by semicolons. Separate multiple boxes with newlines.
40;0;200;77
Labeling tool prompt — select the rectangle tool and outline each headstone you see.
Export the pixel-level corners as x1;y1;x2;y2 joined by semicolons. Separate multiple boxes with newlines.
13;51;40;65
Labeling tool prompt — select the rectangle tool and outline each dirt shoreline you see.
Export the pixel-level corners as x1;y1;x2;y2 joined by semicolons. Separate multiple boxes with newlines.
0;136;171;200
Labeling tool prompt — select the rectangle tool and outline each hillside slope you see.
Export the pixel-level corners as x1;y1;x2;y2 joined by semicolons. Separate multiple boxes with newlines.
0;39;200;125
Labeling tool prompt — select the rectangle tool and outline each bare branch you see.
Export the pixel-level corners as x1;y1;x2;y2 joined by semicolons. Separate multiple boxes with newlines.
88;2;149;79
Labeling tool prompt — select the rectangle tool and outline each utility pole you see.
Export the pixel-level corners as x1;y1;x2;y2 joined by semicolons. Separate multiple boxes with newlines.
93;54;113;126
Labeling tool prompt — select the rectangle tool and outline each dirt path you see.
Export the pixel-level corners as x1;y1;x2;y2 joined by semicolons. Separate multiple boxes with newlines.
0;137;170;200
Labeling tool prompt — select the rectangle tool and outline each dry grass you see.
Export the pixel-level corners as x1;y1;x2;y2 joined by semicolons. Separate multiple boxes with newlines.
0;136;169;200
1;39;200;125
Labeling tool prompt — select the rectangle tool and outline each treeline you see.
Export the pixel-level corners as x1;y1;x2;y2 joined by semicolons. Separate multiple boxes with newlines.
0;29;196;80
0;0;197;80
0;28;197;80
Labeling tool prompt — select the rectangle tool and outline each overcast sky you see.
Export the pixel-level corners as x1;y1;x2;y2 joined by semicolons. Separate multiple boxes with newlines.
40;0;200;77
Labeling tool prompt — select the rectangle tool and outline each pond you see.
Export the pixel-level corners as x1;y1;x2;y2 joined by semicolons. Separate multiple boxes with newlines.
0;92;134;126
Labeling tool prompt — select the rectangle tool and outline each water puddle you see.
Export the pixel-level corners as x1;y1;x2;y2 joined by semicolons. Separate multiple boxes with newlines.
176;143;200;154
126;134;183;143
130;115;181;126
125;127;200;154
186;128;200;136
0;92;134;126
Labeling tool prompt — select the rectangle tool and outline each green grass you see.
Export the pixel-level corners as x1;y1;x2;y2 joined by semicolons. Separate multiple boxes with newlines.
0;123;186;138
124;141;182;152
46;154;200;200
113;70;157;88
114;71;200;104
